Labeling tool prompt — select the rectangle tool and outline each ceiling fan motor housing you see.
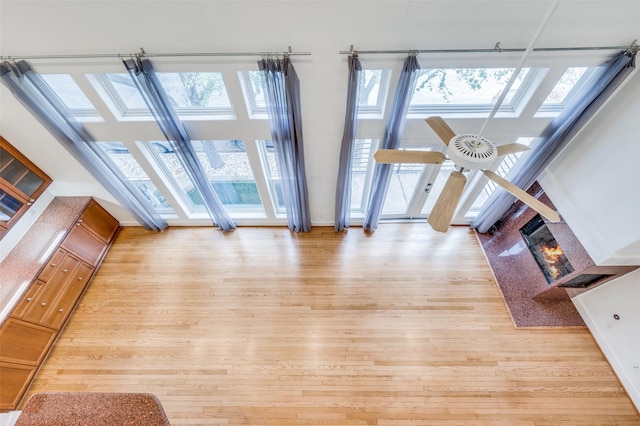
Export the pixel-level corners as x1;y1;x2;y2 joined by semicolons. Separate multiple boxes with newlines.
447;134;498;170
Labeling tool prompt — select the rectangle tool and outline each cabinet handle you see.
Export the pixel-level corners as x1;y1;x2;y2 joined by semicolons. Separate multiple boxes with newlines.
51;263;56;267
41;302;46;306
27;202;32;206
26;297;32;302
63;269;68;273
58;308;64;312
78;277;83;280
30;199;35;202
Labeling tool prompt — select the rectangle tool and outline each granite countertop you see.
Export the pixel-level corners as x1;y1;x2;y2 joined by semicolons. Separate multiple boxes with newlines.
15;392;171;425
0;197;91;324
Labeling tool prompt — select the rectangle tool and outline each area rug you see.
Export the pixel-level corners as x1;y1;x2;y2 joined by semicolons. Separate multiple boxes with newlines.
475;230;586;328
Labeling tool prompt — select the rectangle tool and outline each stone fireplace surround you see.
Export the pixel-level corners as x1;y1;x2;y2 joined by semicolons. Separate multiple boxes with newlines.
476;182;638;327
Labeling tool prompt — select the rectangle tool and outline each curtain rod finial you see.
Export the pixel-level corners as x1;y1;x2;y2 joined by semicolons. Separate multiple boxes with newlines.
626;39;638;55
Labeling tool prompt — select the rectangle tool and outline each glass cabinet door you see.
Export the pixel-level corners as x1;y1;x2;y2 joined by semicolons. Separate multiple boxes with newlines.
0;137;52;239
0;187;24;223
0;146;46;198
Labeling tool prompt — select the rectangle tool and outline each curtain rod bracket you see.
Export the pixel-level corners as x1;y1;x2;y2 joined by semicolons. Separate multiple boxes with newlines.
625;39;638;55
494;42;504;53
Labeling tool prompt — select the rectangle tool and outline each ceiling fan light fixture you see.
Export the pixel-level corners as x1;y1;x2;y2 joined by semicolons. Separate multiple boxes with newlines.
447;134;498;170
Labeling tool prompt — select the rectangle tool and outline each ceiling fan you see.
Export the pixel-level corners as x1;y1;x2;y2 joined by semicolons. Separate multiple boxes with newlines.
374;116;560;232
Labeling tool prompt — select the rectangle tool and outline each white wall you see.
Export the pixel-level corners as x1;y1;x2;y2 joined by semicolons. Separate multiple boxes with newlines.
539;68;640;266
538;60;640;412
572;270;640;410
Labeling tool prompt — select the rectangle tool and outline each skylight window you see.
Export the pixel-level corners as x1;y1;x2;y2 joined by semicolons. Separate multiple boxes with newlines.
358;70;391;117
537;67;595;116
238;71;266;118
97;72;234;119
40;74;99;118
409;67;532;114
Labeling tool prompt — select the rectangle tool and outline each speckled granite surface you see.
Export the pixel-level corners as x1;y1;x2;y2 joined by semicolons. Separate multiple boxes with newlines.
15;392;170;425
475;184;585;328
0;197;91;324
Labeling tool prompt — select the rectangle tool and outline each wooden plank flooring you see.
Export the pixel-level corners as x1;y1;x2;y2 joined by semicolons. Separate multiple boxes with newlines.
24;225;640;425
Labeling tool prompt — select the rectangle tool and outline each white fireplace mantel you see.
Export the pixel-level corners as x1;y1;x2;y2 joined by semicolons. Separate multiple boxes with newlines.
539;69;640;267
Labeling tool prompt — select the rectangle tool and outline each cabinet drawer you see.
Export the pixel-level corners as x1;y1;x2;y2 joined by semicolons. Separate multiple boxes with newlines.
37;249;67;283
10;280;44;320
0;362;37;410
0;319;56;366
42;263;94;330
22;252;83;326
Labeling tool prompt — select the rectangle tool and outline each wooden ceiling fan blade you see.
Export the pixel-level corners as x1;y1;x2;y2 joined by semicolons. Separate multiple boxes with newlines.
427;171;467;232
374;149;446;164
496;143;530;157
426;116;456;146
483;170;560;222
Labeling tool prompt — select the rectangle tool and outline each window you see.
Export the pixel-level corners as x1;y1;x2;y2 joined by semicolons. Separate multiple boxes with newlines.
96;141;174;213
354;57;603;226
97;72;234;119
358;70;391;117
41;74;100;119
537;67;596;116
410;67;533;114
239;71;267;117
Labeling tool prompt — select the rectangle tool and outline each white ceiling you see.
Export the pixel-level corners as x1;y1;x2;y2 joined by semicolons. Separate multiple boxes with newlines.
1;0;639;225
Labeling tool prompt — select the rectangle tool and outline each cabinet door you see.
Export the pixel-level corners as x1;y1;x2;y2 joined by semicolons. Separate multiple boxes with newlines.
61;224;108;266
22;251;82;326
0;318;57;366
0;137;52;239
42;262;94;330
77;200;119;244
0;362;37;410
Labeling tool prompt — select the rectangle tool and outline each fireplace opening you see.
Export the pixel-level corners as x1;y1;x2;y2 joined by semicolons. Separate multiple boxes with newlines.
559;273;614;288
520;214;574;284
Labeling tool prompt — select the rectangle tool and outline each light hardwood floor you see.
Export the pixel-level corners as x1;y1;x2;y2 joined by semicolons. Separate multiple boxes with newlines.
24;225;640;425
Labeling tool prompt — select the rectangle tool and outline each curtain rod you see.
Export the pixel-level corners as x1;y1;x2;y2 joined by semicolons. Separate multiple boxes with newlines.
0;46;311;61
340;40;639;55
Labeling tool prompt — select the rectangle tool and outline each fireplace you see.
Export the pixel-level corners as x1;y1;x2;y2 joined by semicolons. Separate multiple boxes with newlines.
480;182;638;299
519;214;574;284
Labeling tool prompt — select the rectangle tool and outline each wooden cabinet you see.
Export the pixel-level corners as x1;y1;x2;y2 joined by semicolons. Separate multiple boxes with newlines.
14;250;95;331
0;136;52;239
0;198;119;411
0;363;37;411
0;319;57;366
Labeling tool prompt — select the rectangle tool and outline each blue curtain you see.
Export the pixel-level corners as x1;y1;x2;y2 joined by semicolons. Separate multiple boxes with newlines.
258;57;311;232
472;51;636;233
363;54;420;232
0;60;167;231
124;57;236;232
334;55;362;232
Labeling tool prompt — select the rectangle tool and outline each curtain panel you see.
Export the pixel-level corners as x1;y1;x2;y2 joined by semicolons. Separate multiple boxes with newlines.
362;54;420;232
258;57;311;232
124;57;236;232
0;60;167;231
334;55;362;232
471;51;636;233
